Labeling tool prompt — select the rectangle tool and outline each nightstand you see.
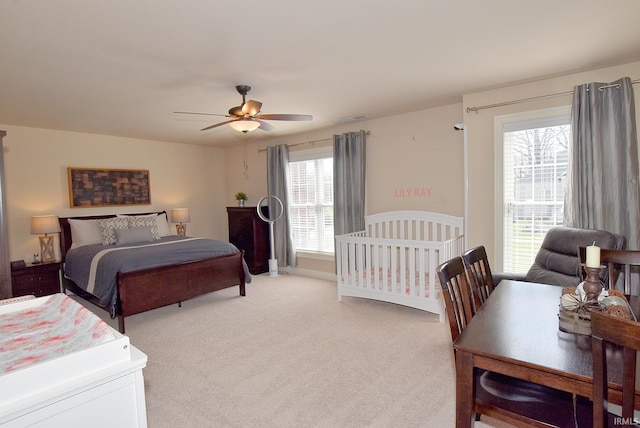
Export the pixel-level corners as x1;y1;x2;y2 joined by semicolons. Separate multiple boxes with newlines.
11;261;62;297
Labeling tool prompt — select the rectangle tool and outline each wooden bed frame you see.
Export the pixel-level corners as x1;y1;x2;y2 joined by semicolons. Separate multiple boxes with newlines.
59;212;246;333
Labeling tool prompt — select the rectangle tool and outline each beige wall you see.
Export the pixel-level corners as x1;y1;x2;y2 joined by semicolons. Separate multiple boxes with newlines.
225;60;640;276
225;103;464;216
463;61;640;268
224;103;465;276
1;125;227;262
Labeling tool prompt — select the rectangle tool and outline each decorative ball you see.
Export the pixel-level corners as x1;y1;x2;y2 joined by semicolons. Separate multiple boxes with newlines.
603;304;632;320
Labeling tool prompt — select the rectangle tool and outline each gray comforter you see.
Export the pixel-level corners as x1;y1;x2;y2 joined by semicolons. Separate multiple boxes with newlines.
64;236;251;308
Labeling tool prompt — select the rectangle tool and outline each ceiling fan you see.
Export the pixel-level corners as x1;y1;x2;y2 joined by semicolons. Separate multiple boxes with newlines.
175;85;313;133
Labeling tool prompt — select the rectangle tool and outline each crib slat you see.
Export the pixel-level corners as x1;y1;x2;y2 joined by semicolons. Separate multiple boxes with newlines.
390;245;397;293
356;242;365;289
336;238;344;299
364;241;373;290
418;246;426;298
349;239;357;287
373;243;380;291
428;248;436;300
408;246;416;297
382;241;389;294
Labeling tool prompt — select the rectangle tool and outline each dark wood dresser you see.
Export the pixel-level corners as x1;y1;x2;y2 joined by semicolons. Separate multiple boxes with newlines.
227;207;269;275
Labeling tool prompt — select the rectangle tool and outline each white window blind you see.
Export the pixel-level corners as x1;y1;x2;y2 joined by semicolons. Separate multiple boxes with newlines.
502;115;570;273
289;149;334;253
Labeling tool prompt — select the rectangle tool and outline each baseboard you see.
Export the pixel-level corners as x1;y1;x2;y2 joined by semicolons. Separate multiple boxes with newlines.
279;266;337;282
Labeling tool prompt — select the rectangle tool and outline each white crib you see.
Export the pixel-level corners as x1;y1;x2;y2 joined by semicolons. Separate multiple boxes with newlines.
335;210;464;322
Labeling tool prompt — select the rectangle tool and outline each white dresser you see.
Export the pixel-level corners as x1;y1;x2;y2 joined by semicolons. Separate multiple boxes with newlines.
0;294;148;428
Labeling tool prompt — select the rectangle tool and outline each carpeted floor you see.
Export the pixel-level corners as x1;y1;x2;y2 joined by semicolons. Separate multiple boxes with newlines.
82;273;511;428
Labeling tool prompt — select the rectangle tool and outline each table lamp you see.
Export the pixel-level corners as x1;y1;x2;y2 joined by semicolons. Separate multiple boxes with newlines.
31;215;61;263
171;208;190;237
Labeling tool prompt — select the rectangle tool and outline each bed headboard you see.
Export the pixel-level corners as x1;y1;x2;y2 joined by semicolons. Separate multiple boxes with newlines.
58;211;167;261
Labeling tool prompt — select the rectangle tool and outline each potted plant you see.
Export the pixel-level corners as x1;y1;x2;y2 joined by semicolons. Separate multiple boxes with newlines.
235;192;247;207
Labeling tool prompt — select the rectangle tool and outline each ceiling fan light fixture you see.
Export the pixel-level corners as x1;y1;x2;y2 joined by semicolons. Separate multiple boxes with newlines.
178;84;312;133
229;119;260;133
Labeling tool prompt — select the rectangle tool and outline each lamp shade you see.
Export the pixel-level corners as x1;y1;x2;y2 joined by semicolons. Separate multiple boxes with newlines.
171;208;191;224
229;119;260;133
31;215;61;235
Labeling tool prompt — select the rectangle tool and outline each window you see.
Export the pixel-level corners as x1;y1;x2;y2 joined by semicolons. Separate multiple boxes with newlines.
289;148;334;253
496;107;570;273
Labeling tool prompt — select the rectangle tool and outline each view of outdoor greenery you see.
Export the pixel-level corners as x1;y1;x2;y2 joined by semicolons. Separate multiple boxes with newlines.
504;122;571;272
289;157;335;253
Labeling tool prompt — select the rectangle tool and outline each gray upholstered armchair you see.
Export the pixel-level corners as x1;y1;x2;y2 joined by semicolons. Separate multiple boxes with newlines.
495;226;626;287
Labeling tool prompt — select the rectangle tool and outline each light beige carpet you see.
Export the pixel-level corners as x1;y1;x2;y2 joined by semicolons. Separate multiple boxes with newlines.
84;273;511;428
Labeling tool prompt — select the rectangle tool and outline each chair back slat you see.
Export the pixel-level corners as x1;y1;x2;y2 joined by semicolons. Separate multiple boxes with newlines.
462;246;495;311
591;310;640;427
437;256;474;341
601;249;640;295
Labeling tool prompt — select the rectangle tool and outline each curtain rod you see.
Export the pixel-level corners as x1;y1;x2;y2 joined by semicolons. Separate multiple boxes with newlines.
258;130;370;153
466;78;640;113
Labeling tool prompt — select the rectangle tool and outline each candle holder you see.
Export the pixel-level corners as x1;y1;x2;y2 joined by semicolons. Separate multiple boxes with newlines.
583;266;603;300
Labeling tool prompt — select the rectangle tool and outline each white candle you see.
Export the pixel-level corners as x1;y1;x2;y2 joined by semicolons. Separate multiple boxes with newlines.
586;244;600;268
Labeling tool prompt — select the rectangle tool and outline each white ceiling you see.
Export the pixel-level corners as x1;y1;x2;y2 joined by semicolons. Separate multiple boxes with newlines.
1;0;640;147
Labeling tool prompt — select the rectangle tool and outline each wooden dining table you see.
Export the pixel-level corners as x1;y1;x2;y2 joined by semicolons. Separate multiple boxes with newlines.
453;279;640;428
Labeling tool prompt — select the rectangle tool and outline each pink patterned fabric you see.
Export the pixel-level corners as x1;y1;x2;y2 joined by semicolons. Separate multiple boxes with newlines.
343;268;441;298
0;294;116;373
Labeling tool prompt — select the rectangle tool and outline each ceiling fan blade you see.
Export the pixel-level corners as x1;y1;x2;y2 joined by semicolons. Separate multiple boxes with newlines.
255;114;313;121
174;111;229;117
256;120;275;131
228;106;243;117
200;118;239;131
242;100;262;116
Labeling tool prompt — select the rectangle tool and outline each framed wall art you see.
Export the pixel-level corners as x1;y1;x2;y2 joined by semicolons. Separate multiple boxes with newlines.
67;167;151;208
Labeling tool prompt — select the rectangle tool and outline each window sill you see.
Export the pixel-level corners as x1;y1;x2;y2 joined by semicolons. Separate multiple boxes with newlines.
296;250;334;261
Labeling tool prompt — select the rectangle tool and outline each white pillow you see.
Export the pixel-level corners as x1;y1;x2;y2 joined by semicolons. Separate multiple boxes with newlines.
115;226;154;245
68;219;102;247
155;213;171;237
96;217;129;245
117;213;171;237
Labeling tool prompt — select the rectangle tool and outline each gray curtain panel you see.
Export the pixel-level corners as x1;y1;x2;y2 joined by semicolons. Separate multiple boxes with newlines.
564;77;640;251
333;130;367;236
266;144;296;267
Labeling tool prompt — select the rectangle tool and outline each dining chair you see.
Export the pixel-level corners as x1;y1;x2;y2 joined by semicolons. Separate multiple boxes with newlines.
437;256;474;341
591;309;640;427
437;256;588;427
461;245;495;311
578;247;640;295
599;248;640;295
